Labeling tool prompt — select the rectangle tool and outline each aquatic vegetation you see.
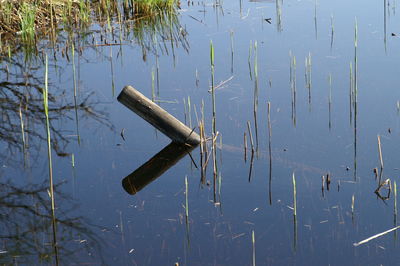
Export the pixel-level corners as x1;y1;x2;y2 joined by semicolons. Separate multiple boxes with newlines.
0;0;184;58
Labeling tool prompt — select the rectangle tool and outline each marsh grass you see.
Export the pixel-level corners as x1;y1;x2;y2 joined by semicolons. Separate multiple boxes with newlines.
1;0;182;58
18;2;37;43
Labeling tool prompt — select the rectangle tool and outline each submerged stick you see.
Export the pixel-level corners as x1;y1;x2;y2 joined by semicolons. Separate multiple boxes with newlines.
118;86;200;145
353;226;400;247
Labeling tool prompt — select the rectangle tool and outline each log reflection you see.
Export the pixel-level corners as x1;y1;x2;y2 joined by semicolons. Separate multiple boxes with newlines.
122;142;197;195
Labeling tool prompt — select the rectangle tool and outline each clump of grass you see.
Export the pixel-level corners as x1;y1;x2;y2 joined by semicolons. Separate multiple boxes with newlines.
134;0;178;16
18;2;37;43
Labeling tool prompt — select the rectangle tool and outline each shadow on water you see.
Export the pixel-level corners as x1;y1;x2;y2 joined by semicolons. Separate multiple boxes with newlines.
122;142;197;195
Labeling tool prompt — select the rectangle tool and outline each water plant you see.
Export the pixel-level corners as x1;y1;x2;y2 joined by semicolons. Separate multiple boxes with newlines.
18;2;36;43
44;54;59;265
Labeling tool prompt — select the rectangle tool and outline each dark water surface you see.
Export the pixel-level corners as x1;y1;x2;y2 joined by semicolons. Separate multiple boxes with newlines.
2;0;400;265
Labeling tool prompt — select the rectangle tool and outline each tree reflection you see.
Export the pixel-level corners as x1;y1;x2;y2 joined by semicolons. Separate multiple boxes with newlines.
0;179;103;264
0;52;113;164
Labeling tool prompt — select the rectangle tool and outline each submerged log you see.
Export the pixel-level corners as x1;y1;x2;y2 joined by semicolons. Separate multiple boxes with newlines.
122;142;196;195
117;86;200;145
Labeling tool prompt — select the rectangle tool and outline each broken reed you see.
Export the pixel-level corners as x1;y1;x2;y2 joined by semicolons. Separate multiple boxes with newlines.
377;135;384;170
247;121;255;153
44;54;59;265
199;100;207;184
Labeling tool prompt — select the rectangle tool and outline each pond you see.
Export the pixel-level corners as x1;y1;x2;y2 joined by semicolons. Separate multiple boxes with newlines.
1;0;400;265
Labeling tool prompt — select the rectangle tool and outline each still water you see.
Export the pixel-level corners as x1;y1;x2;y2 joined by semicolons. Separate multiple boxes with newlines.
1;0;400;265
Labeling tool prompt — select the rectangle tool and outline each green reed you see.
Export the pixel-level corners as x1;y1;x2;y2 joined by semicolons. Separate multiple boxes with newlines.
44;54;59;265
